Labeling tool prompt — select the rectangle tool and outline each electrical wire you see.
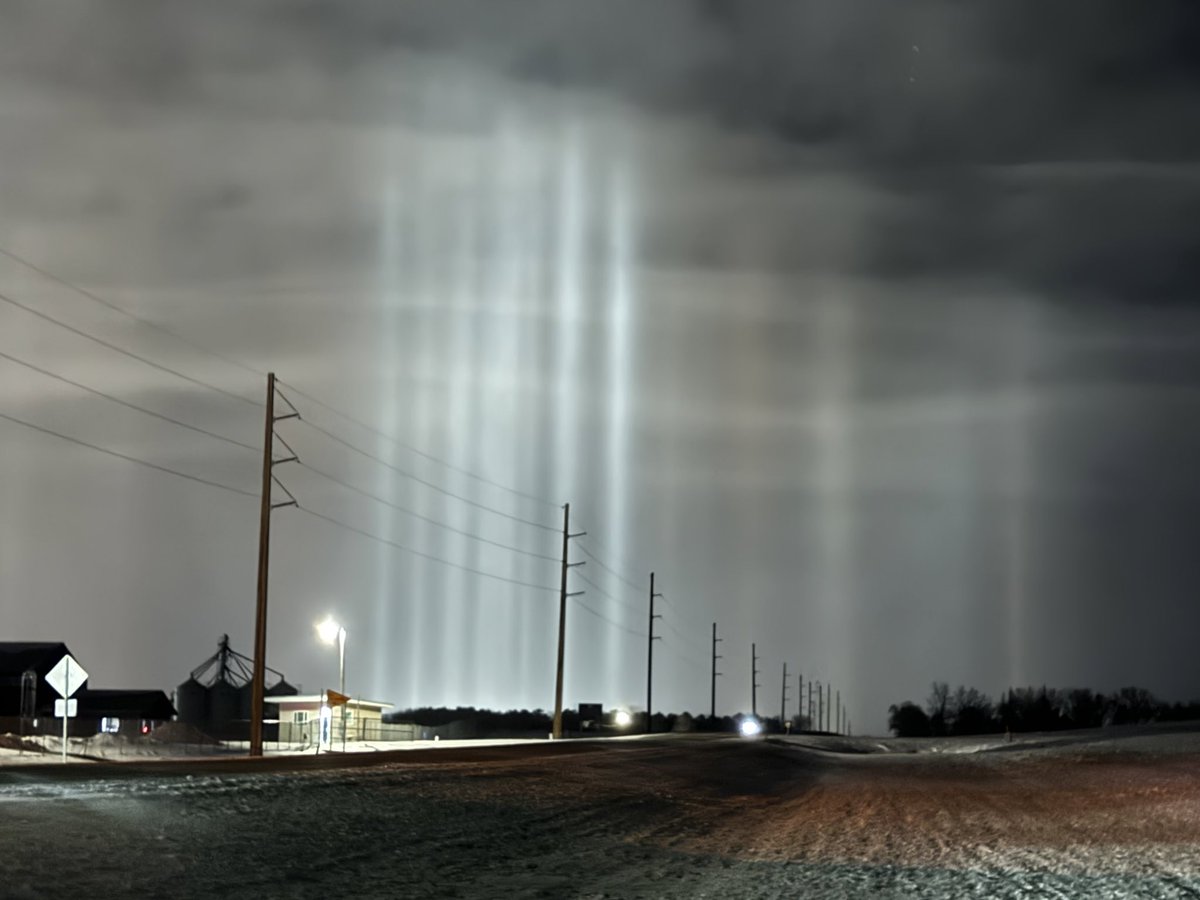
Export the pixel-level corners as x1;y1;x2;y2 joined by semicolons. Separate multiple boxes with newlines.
0;245;266;379
0;350;259;453
576;539;694;627
279;378;560;510
0;248;566;519
660;616;711;659
571;569;644;618
571;595;647;639
0;410;257;498
575;541;645;594
0;289;261;409
296;459;561;563
573;529;650;584
294;504;561;593
289;415;561;534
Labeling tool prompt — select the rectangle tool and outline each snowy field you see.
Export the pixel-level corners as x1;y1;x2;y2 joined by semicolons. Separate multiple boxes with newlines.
1;728;1198;898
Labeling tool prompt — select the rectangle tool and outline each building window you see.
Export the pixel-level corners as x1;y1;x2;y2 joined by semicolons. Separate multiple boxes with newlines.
293;711;309;725
100;717;120;734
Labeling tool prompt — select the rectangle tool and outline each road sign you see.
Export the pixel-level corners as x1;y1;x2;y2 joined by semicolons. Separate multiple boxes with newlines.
45;655;88;699
53;698;77;718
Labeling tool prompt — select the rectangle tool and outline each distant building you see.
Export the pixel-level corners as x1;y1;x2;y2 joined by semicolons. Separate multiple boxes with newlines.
0;642;80;725
79;689;176;737
0;642;175;737
273;695;393;744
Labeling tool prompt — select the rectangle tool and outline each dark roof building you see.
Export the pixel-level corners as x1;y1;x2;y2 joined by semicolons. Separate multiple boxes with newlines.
1;643;175;736
79;690;176;723
0;642;86;717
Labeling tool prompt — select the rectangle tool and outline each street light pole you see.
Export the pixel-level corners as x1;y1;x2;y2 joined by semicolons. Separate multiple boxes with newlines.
316;616;348;752
338;626;346;752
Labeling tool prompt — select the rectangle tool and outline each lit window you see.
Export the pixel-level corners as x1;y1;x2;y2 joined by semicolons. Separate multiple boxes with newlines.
100;717;120;734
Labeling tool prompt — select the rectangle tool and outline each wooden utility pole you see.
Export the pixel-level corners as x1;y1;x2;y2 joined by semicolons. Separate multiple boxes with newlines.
817;681;824;733
826;683;832;733
751;643;760;718
710;622;722;719
552;503;585;739
780;662;788;727
836;689;841;735
797;673;803;730
645;572;662;733
249;373;297;757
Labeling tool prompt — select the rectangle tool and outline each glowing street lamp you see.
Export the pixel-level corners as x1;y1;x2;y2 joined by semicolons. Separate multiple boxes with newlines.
315;616;347;750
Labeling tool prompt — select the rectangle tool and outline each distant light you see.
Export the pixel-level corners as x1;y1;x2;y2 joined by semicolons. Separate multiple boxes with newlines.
315;616;342;645
614;710;632;728
740;718;761;737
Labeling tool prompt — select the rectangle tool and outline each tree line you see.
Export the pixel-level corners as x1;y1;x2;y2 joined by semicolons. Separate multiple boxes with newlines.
384;706;808;736
888;682;1200;737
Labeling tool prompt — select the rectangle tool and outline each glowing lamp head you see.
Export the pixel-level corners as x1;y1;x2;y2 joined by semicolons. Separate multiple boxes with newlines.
613;709;632;728
739;718;762;737
315;616;342;645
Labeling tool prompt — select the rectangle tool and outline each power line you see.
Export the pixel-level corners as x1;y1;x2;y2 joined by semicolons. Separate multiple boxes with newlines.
575;541;645;594
0;249;568;522
0;248;563;522
0;289;261;409
289;415;561;534
0;410;257;498
0;350;259;453
664;641;710;671
572;569;644;618
661;616;710;659
295;504;561;593
574;531;648;586
572;595;647;639
576;539;696;627
0;245;266;379
296;459;561;563
279;379;560;510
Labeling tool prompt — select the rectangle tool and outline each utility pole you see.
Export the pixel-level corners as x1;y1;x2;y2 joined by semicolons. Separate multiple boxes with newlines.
751;643;760;718
808;680;814;728
797;673;803;730
249;372;297;757
710;622;722;719
817;681;824;733
780;662;788;727
826;683;832;733
646;572;662;734
836;689;841;735
552;503;585;740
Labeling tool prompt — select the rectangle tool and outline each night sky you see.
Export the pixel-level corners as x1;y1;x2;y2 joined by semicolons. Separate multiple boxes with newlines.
2;1;1199;733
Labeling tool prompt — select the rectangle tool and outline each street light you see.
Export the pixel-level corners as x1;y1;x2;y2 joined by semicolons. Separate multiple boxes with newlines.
315;616;347;751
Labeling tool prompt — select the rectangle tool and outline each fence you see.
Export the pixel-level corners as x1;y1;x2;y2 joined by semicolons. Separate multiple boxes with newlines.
273;718;418;750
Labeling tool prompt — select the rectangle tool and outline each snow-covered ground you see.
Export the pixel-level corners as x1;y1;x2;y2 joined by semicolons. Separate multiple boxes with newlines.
0;727;1198;898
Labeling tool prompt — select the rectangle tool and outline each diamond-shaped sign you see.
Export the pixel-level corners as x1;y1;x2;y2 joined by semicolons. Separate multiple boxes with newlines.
45;654;88;699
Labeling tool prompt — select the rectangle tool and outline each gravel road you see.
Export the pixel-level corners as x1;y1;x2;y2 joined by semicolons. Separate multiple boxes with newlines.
1;732;1198;898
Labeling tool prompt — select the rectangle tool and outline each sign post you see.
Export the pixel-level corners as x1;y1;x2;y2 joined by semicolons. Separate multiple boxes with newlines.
45;654;88;763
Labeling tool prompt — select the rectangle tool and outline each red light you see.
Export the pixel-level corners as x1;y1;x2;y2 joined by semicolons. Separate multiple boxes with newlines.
141;724;150;734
